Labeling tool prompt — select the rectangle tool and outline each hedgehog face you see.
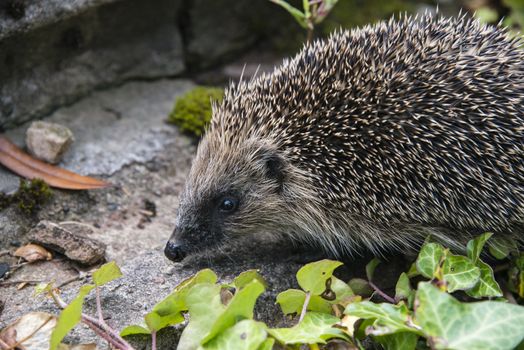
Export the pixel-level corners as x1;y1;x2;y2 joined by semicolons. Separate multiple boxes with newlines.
164;137;289;262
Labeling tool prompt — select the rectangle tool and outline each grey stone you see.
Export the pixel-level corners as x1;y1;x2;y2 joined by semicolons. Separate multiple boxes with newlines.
28;220;106;265
0;0;185;129
26;121;74;164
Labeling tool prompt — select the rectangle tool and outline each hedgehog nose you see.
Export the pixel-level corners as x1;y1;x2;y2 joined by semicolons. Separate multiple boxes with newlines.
164;241;187;262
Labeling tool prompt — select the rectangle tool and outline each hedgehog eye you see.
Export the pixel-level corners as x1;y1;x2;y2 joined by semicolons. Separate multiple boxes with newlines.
218;197;239;214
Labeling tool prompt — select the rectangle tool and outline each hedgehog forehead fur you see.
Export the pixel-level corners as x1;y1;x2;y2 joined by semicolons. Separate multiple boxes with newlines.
175;13;524;256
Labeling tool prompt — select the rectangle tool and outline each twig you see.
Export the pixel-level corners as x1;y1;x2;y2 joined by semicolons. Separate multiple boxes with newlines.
368;281;396;304
96;286;104;323
0;250;10;258
10;315;54;349
56;274;87;289
299;291;311;323
0;280;43;286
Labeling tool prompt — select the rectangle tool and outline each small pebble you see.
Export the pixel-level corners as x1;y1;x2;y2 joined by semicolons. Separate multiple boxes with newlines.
0;262;10;279
25;121;74;164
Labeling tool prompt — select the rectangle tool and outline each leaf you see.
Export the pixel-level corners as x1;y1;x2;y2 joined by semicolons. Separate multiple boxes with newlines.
120;325;151;336
34;283;53;296
348;278;373;297
416;242;445;279
202;280;265;344
466;260;503;298
276;289;332;315
0;312;57;350
366;258;381;281
177;283;225;350
91;261;122;287
376;332;418;350
329;276;354;302
296;259;343;295
394;273;412;303
233;269;267;290
50;285;95;350
269;0;308;29
268;312;348;345
153;269;217;316
256;338;275;350
488;237;518;260
467;232;493;263
201;320;268;350
345;301;418;335
144;311;184;332
14;244;52;262
442;255;480;292
415;282;524;350
0;136;110;190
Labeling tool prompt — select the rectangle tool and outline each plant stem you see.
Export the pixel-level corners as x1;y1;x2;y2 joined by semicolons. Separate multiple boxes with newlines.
152;331;157;350
306;28;314;43
299;291;311;323
368;281;395;304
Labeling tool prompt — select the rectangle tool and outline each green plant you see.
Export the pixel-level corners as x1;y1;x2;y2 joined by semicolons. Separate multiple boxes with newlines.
34;234;524;349
270;0;340;42
167;87;224;137
0;178;53;215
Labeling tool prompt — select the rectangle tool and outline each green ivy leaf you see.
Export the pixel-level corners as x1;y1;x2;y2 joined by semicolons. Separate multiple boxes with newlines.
467;232;493;263
120;325;151;336
415;282;524;350
34;282;53;296
153;269;217;316
201;319;268;350
348;278;373;297
268;312;348;344
366;258;381;281
276;289;332;315
345;301;418;335
296;259;343;295
145;311;185;332
376;332;418;350
269;0;308;28
50;285;95;350
257;338;275;350
467;260;503;298
178;283;225;350
489;237;519;260
202;280;265;344
442;255;480;292
233;270;267;290
92;261;122;287
416;242;445;279
330;276;354;302
394;273;412;303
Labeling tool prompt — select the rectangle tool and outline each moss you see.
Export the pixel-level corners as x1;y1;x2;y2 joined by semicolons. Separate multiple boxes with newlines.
0;179;53;215
167;87;224;137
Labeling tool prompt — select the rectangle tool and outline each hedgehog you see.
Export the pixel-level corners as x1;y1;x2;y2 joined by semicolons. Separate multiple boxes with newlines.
164;13;524;262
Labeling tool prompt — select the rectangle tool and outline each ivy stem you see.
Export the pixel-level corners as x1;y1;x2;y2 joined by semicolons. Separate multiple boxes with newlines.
151;330;157;350
368;281;395;304
299;291;311;323
50;290;135;350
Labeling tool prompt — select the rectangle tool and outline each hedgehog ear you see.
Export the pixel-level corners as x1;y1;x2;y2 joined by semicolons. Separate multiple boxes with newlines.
264;153;286;191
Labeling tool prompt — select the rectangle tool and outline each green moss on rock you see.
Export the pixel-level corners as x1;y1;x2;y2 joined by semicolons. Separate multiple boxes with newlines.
0;179;53;215
167;87;224;137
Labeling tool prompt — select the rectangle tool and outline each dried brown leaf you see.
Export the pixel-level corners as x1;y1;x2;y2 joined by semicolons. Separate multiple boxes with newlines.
0;136;110;190
14;244;53;262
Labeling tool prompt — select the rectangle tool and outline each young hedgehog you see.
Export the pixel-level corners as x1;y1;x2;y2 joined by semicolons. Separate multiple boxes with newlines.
164;13;524;262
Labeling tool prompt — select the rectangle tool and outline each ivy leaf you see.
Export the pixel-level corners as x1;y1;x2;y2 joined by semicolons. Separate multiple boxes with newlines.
144;311;185;332
202;280;265;344
466;260;503;298
376;332;418;350
201;319;268;350
416;242;445;279
366;258;381;281
268;312;348;345
120;325;151;336
329;276;354;302
153;269;217;316
488;237;518;260
394;273;412;303
415;282;524;350
92;261;122;287
177;283;225;350
257;338;275;350
345;301;418;335
50;285;95;350
296;260;343;295
233;270;267;290
276;289;332;315
467;232;493;263
442;255;480;292
269;0;308;29
348;278;373;297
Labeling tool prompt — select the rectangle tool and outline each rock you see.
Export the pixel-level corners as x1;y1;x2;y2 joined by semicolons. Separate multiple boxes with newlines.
26;121;74;164
0;262;9;279
27;220;106;265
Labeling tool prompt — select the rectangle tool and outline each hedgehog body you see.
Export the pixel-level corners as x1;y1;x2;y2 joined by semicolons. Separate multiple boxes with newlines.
165;14;524;261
